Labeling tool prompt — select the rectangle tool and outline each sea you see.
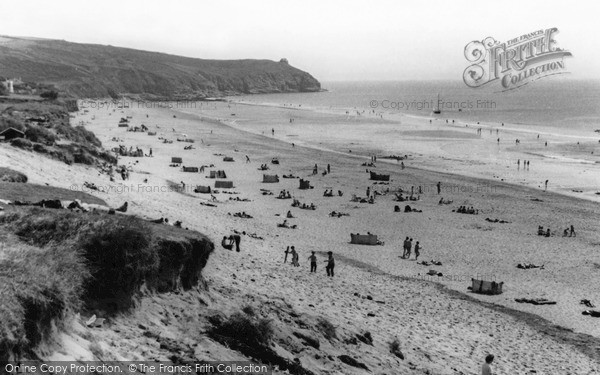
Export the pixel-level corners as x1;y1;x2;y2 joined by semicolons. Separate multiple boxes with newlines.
232;78;600;134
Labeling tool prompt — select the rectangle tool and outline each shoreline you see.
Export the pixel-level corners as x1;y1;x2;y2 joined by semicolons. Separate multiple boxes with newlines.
187;98;600;204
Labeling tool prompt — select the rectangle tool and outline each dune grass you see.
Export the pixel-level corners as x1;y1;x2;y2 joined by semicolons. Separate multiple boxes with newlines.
0;206;214;360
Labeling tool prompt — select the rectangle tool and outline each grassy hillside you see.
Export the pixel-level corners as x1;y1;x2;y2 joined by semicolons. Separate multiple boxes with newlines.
0;35;321;99
0;96;116;165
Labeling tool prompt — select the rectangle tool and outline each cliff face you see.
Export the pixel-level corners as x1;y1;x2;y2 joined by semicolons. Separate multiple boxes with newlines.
0;36;321;99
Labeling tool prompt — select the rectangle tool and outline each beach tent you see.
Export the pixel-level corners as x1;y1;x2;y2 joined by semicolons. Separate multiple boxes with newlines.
171;157;183;164
223;157;235;162
215;180;234;189
263;174;280;183
471;279;504;295
194;185;211;193
370;171;390;181
182;166;199;173
209;170;227;178
350;233;379;245
299;179;312;190
147;131;157;136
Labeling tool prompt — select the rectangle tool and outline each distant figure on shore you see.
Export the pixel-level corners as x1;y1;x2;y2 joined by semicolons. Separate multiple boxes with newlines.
517;159;520;169
313;164;318;175
309;251;317;273
570;225;576;237
482;354;494;375
325;251;335;277
284;246;290;263
544;179;548;191
436;182;441;195
545;141;548;147
327;164;331;173
414;241;421;260
366;187;370;198
149;148;153;156
401;162;405;170
272;128;275;136
246;155;251;163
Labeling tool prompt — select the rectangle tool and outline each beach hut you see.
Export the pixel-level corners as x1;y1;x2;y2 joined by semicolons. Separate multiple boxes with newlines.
0;127;25;141
263;174;280;183
171;157;183;164
223;156;234;162
471;279;504;295
299;179;312;190
194;185;211;193
350;233;379;245
215;180;234;189
182;166;199;173
370;171;390;181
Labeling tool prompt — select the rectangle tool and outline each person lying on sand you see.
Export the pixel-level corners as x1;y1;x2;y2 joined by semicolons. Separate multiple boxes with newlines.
517;263;544;269
277;219;298;229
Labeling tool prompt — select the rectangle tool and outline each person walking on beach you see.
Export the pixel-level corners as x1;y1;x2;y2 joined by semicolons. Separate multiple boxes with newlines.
414;241;421;260
436;182;441;195
149;148;153;157
308;251;317;273
570;225;576;237
544;179;548;191
482;354;494;375
327;164;331;173
325;251;335;277
245;155;251;163
402;237;409;258
406;238;413;258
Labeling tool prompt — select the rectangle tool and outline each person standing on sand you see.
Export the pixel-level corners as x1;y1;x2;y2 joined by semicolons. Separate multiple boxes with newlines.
436;182;441;195
233;234;241;252
292;248;300;267
246;155;250;163
570;225;576;237
402;237;409;258
308;251;317;273
414;241;421;260
284;246;290;263
482;354;494;375
406;238;413;258
327;164;331;174
325;251;335;277
544;180;548;191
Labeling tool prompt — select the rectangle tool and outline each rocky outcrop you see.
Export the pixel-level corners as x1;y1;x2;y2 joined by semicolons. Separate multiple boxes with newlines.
0;35;321;99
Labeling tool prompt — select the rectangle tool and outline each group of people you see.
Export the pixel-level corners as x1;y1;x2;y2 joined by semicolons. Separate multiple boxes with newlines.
562;225;576;237
517;159;530;170
221;235;241;252
284;247;336;276
401;237;421;260
455;206;478;215
278;190;292;199
323;189;343;197
537;226;552;237
291;199;316;210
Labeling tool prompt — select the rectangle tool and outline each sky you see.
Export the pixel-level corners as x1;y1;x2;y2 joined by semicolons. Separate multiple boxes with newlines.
0;0;598;82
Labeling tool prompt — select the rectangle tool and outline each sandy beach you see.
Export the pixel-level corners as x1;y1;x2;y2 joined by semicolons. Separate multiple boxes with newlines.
2;99;598;373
